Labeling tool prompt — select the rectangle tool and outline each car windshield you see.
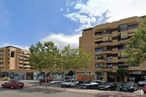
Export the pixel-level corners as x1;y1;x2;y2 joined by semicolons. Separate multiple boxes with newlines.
122;82;133;87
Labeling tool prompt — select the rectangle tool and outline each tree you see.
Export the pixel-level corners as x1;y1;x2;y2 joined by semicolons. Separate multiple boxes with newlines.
126;17;146;66
117;68;128;82
29;41;60;72
61;45;91;71
61;45;92;80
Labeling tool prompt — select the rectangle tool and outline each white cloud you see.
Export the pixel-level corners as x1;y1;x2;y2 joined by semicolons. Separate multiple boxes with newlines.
42;0;146;49
65;0;109;32
41;33;80;49
0;43;29;50
65;0;146;32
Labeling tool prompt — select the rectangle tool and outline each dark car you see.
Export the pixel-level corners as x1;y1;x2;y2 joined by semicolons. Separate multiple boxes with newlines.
118;82;137;92
1;80;24;89
97;82;117;90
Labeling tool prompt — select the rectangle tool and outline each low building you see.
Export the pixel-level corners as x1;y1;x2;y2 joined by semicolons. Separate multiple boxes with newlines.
0;46;33;79
79;16;146;82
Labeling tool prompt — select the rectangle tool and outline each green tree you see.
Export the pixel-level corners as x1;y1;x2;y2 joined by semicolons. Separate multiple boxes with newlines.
117;68;128;82
61;45;92;80
61;45;79;71
61;45;91;71
29;41;60;72
126;17;146;66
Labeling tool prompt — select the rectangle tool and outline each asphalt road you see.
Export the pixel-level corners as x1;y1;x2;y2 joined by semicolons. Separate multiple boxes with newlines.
0;86;145;97
0;87;94;97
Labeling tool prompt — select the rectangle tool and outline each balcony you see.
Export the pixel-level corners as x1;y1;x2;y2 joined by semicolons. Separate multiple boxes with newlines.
19;64;24;67
112;31;119;37
95;42;112;47
112;40;119;45
118;58;128;62
112;48;118;54
95;34;103;39
127;29;134;37
95;37;103;42
95;59;106;63
112;66;118;72
95;68;112;72
95;50;113;55
24;65;31;68
119;39;129;44
106;57;119;63
112;57;119;63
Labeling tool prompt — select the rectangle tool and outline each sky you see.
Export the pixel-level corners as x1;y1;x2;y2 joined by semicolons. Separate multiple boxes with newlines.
0;0;146;49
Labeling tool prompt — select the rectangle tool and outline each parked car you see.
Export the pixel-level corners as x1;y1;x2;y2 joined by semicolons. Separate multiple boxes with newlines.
78;81;99;89
118;82;137;92
138;80;146;86
61;80;79;88
1;80;24;89
97;82;117;90
143;85;146;93
49;80;63;87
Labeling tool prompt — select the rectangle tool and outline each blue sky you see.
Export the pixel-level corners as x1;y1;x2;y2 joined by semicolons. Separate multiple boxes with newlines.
0;0;146;49
0;0;77;47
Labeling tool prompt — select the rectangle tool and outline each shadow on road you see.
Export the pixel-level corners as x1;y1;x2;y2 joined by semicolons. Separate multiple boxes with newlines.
0;86;63;95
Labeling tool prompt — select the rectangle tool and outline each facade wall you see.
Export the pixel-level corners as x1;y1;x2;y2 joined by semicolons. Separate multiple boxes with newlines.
80;16;146;82
0;46;31;79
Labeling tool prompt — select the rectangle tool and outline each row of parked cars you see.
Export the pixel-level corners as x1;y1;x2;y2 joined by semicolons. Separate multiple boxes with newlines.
51;80;138;92
1;79;146;93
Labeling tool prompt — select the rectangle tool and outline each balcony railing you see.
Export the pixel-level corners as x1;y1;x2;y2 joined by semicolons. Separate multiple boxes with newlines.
95;50;113;55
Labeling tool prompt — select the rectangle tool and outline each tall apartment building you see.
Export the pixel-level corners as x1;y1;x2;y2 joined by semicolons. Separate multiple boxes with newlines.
80;16;146;82
0;46;33;79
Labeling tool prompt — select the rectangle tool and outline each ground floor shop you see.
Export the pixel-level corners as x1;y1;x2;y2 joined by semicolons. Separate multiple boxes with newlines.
1;70;146;82
95;70;146;82
0;71;33;80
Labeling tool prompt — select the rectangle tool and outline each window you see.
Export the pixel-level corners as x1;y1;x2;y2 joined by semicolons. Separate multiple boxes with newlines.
128;24;138;30
118;24;128;32
95;31;102;35
107;57;112;61
118;24;138;32
95;64;105;68
10;51;15;57
95;48;103;52
118;45;125;50
107;64;112;68
95;55;104;60
95;64;100;68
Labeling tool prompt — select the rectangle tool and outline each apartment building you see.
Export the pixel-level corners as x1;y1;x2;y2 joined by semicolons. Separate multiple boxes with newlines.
0;46;33;79
79;16;146;82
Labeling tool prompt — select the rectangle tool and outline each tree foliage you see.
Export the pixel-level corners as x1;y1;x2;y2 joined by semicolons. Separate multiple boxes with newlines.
61;45;91;71
126;17;146;66
29;41;60;71
117;68;128;82
29;42;91;73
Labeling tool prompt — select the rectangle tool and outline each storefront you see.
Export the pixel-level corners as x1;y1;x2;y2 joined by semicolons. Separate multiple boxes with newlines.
129;71;146;82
